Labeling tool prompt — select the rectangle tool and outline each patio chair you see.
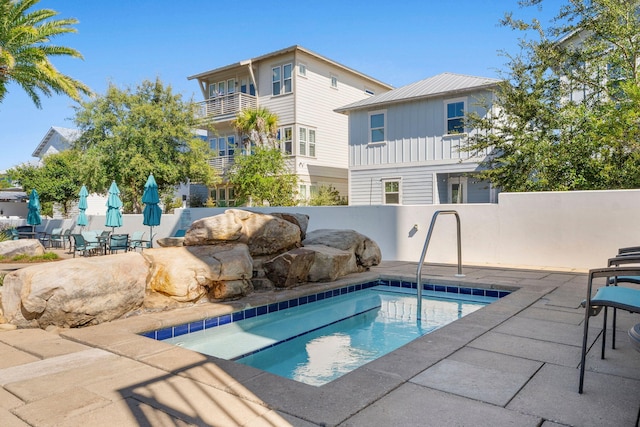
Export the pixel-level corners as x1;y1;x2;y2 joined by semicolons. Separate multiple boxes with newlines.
62;229;72;250
109;234;129;254
71;234;101;258
578;261;640;393
128;231;146;252
49;228;65;248
6;228;19;240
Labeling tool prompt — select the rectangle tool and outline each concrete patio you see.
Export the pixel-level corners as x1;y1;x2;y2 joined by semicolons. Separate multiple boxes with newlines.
1;259;639;426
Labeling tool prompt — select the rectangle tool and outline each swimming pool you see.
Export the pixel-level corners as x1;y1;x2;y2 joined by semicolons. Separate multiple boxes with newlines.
143;280;510;386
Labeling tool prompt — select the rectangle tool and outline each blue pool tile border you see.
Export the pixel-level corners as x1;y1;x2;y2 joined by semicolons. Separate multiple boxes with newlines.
141;280;511;341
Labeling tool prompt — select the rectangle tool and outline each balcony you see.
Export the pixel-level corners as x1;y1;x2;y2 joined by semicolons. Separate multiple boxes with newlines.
208;155;235;174
195;92;257;123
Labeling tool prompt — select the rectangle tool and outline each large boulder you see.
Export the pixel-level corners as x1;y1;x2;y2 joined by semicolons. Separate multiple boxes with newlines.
1;253;148;328
271;213;309;240
0;239;46;258
303;229;382;271
303;244;354;282
143;243;253;302
263;248;315;288
184;209;301;256
156;236;185;247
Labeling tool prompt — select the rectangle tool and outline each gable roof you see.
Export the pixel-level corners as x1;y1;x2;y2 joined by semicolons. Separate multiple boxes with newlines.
335;72;502;113
32;126;82;157
187;45;393;90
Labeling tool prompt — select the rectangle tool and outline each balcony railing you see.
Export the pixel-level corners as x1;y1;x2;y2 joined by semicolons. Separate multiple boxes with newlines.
208;156;235;174
195;93;257;122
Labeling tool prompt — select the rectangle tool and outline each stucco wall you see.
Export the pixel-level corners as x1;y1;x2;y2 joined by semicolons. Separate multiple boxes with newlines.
3;189;638;271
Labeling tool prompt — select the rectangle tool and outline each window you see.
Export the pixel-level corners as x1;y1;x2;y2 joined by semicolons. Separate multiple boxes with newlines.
448;176;467;204
272;63;292;95
227;135;235;156
446;100;465;134
208;84;216;98
299;128;306;156
209;137;217;151
211;187;235;207
278;127;292;155
369;111;386;144
308;129;316;157
383;179;400;204
298;63;307;77
218;137;226;157
330;74;338;88
240;78;255;96
211;135;235;157
217;81;226;96
227;79;235;94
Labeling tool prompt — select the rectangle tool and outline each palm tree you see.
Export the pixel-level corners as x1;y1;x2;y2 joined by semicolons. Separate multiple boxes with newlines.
232;107;279;150
0;0;91;107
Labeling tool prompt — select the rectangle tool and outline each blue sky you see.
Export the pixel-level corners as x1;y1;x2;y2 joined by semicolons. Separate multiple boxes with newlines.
0;0;562;172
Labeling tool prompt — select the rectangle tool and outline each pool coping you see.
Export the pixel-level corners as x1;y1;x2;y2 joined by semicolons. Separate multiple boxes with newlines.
58;266;553;426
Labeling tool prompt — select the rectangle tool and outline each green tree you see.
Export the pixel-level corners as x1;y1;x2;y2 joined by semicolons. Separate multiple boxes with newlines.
309;185;348;206
0;0;91;107
72;78;217;213
227;146;298;206
9;150;84;217
466;0;640;191
232;107;279;149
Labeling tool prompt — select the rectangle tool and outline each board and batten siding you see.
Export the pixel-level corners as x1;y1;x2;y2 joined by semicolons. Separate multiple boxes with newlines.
349;90;494;167
349;166;434;205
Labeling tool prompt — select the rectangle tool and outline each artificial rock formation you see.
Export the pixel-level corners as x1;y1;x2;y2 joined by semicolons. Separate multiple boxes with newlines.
143;243;253;302
303;229;382;272
2;253;148;328
263;248;316;288
0;239;46;258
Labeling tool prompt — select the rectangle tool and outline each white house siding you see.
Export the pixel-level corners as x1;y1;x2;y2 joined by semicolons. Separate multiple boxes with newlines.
349;166;434;205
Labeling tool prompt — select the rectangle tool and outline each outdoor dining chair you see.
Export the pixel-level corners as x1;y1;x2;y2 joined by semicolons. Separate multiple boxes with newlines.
128;231;146;252
49;228;65;248
109;234;129;254
70;234;101;258
578;258;640;393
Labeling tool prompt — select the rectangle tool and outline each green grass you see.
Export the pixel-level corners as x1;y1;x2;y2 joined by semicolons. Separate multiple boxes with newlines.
0;252;60;263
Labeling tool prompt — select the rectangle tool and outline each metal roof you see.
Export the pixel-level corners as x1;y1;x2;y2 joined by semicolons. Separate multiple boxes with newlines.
32;126;82;158
335;72;502;113
187;45;393;90
0;191;27;202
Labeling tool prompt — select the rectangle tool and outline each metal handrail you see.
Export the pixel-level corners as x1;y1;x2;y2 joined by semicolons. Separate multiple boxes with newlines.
416;210;464;319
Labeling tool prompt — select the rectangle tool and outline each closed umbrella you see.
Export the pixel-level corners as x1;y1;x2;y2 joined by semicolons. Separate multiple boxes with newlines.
26;189;41;234
142;173;161;248
77;185;88;228
105;181;123;231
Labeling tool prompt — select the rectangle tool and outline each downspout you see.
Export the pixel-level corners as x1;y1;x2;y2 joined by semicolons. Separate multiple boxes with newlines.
244;60;258;108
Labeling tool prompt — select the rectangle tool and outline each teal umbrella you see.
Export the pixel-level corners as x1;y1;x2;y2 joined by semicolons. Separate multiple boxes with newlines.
142;173;161;247
26;189;41;233
105;181;123;231
77;185;89;228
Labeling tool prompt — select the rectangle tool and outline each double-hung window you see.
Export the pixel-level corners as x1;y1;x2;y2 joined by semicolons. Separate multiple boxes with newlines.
299;127;316;157
446;99;465;134
278;127;292;155
272;63;292;96
382;179;400;205
369;111;386;144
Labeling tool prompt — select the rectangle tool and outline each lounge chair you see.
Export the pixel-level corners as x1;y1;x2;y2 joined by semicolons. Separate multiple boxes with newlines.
578;260;640;393
109;234;129;254
71;234;101;258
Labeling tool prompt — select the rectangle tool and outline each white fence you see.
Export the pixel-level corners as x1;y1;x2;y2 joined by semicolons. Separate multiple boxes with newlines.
3;189;639;271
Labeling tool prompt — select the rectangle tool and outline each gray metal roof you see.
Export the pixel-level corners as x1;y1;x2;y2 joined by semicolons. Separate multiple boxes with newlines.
335;72;502;113
32;126;82;158
0;191;27;202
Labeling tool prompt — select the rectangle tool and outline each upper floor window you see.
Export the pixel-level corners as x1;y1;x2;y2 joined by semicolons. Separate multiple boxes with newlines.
330;74;338;88
298;63;307;77
240;78;255;96
369;111;386;144
273;63;292;96
299;127;317;157
227;78;235;94
278;127;292;155
210;135;235;157
446;100;465;134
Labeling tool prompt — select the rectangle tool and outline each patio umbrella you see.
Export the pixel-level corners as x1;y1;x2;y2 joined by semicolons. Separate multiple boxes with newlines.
26;189;41;233
142;173;161;248
105;181;123;231
77;185;89;228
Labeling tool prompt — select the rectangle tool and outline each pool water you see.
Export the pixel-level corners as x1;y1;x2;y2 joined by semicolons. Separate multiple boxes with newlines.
160;285;498;386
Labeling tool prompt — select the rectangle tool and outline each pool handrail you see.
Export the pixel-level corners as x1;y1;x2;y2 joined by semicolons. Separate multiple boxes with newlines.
416;210;464;319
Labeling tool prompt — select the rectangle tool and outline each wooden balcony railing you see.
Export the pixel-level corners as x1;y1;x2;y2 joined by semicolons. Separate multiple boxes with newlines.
195;93;258;122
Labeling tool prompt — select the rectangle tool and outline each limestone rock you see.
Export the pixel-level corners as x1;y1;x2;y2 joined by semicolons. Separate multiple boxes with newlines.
304;244;354;282
264;248;315;288
143;243;253;302
156;237;185;247
0;239;46;258
207;279;253;300
185;209;301;256
1;253;148;329
271;212;309;240
303;229;382;271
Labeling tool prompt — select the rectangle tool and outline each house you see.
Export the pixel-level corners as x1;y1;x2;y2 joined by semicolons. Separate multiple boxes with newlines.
335;72;501;205
32;126;82;160
187;45;393;206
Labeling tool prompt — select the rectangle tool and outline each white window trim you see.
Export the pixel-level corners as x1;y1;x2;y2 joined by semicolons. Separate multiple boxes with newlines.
444;97;467;136
330;73;338;89
368;109;387;145
298;62;307;77
381;177;402;205
447;176;468;204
